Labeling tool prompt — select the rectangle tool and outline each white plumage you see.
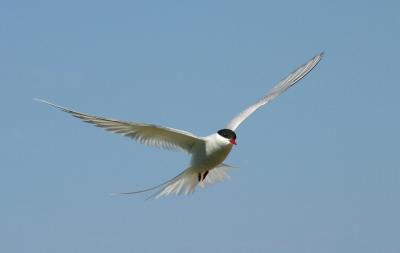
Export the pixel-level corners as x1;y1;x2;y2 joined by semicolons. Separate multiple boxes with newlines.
37;52;323;198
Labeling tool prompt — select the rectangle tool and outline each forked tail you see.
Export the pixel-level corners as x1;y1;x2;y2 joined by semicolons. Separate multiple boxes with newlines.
115;164;236;199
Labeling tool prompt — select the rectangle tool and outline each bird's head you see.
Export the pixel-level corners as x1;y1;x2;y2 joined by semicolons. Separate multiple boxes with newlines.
217;129;237;145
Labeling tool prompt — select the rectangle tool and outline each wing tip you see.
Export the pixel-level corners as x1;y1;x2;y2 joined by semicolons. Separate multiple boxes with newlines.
34;98;73;114
34;98;60;108
316;51;325;60
34;98;48;104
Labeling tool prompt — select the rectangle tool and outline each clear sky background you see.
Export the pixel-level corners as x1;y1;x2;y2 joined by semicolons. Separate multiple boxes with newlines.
1;1;399;252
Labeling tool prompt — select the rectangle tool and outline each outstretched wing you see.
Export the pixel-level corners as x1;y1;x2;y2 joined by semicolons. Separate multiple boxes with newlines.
36;99;204;154
226;52;324;131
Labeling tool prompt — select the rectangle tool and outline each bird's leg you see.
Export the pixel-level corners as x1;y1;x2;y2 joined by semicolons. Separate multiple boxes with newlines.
198;171;209;182
202;171;209;181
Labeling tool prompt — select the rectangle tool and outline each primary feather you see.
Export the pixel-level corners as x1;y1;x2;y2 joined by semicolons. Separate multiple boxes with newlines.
35;99;204;153
226;52;324;131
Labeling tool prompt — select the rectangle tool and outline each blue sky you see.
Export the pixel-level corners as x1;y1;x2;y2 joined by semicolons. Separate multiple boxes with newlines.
1;1;399;252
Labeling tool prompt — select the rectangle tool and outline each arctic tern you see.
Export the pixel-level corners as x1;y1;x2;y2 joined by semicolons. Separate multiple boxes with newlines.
37;52;323;198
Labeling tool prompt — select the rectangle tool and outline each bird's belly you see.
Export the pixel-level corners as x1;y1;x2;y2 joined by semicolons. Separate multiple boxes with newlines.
191;145;232;172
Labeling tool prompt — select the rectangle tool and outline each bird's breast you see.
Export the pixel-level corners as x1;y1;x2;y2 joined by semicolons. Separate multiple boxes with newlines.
190;141;232;171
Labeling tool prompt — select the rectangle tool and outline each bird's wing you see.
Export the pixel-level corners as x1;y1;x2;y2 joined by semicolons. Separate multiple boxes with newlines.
225;52;324;131
36;99;204;154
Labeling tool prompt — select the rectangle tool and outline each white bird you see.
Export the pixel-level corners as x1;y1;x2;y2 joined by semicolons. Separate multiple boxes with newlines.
37;52;323;198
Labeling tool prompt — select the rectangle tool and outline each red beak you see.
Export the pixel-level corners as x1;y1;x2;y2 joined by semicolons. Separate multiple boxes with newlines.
230;139;237;145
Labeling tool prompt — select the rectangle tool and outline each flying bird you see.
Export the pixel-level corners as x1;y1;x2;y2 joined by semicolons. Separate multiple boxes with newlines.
37;52;323;198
